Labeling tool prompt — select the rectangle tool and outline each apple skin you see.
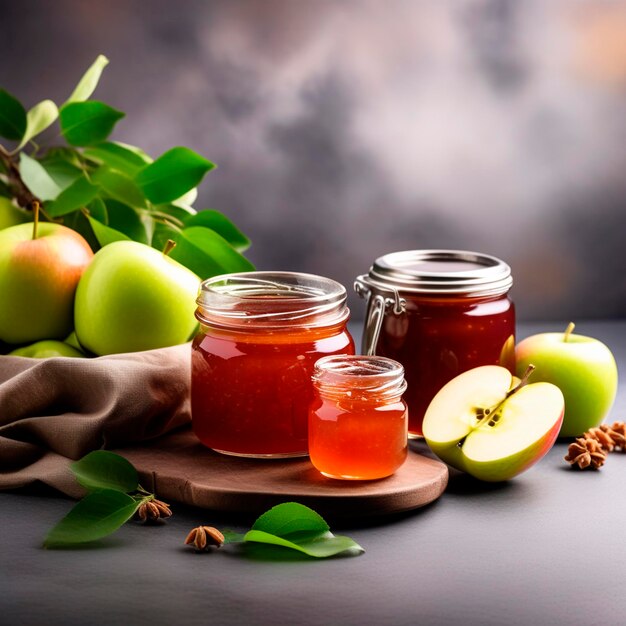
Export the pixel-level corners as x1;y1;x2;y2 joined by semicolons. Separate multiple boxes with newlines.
0;222;94;344
9;340;86;358
423;365;564;482
74;241;200;355
0;198;29;230
516;331;618;437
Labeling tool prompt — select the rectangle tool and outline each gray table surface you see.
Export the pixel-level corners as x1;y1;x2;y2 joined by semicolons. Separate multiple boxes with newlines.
1;320;625;626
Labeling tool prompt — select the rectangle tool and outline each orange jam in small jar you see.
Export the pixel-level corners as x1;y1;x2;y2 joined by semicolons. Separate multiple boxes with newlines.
355;250;515;438
192;272;355;458
309;355;408;480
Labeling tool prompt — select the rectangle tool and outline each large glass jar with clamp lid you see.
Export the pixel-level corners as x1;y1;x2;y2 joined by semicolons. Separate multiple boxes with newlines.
355;250;515;437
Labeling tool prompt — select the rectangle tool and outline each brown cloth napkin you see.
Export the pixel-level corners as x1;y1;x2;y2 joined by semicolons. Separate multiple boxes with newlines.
0;343;191;497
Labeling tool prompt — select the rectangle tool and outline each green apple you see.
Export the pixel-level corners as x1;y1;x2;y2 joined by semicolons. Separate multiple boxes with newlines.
64;331;83;350
74;240;200;355
423;365;564;481
0;214;94;344
0;198;29;230
516;323;618;437
9;340;86;358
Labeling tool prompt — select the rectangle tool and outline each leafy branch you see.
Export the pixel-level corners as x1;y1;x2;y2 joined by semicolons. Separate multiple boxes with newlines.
0;54;253;278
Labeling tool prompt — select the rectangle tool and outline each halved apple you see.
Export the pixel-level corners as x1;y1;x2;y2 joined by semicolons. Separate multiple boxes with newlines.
422;365;564;482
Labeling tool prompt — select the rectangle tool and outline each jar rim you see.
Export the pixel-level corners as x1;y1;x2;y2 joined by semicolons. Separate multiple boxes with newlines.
313;355;407;399
360;249;513;296
196;271;349;329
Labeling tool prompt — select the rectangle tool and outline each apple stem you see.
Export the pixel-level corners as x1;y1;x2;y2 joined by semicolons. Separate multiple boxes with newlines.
162;239;177;257
474;364;536;430
32;200;40;240
564;322;575;342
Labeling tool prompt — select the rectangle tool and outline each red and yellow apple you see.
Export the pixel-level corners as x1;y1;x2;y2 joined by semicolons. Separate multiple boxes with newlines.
423;365;564;481
0;219;93;344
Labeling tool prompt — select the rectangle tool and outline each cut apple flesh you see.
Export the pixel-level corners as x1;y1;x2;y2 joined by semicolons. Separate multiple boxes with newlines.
423;365;513;444
462;382;564;462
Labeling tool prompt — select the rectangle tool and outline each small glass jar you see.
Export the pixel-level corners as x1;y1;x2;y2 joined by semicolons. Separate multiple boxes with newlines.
192;271;355;458
309;355;408;480
355;250;515;438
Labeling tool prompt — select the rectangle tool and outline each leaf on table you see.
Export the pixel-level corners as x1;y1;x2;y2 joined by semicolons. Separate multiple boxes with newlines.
93;167;147;209
60;101;125;147
88;215;131;247
0;88;27;141
46;174;100;217
105;199;149;244
240;503;364;558
243;529;364;558
168;225;254;278
251;502;329;536
17;100;58;150
44;489;139;548
65;54;109;104
19;153;61;201
70;450;138;494
135;147;215;204
84;141;151;176
184;210;250;252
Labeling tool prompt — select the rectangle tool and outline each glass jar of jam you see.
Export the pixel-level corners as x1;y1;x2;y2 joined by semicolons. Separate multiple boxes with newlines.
192;271;355;458
355;250;515;438
309;355;408;480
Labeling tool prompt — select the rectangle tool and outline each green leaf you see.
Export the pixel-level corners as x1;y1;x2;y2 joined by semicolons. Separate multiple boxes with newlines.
185;210;250;252
0;88;27;141
88;215;131;247
46;175;100;217
84;141;151;175
93;167;146;208
172;187;197;208
252;502;329;536
66;54;109;104
87;197;108;223
44;489;138;548
169;226;254;279
70;450;139;493
39;156;83;190
19;153;61;200
105;200;149;244
135;147;215;204
0;197;29;228
151;221;181;252
17;100;58;149
60;101;125;146
243;529;364;558
240;503;364;558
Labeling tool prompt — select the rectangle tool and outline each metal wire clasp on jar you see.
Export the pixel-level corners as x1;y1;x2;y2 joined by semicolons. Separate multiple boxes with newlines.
191;271;355;458
355;250;515;438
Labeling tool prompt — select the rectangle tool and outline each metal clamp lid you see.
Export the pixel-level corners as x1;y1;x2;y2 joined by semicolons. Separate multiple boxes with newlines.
354;249;513;355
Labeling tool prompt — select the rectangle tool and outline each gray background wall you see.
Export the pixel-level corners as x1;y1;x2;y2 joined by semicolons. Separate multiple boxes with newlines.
1;0;626;321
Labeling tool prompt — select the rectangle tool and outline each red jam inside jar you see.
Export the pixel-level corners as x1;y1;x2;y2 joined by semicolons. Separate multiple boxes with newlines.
192;272;355;457
356;250;515;437
309;355;408;480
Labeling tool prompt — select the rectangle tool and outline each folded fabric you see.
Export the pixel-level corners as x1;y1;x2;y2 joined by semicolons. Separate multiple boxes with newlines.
0;343;191;497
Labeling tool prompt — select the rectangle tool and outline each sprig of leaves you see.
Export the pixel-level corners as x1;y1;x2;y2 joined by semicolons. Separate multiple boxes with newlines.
0;54;253;278
44;451;157;548
222;502;364;559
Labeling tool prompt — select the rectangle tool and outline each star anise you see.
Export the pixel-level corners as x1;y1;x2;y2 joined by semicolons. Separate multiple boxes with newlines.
136;498;172;524
184;526;225;552
603;422;626;450
564;436;607;470
586;426;616;452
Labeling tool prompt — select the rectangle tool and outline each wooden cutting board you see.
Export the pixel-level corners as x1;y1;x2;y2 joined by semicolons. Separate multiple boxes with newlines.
116;429;448;517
